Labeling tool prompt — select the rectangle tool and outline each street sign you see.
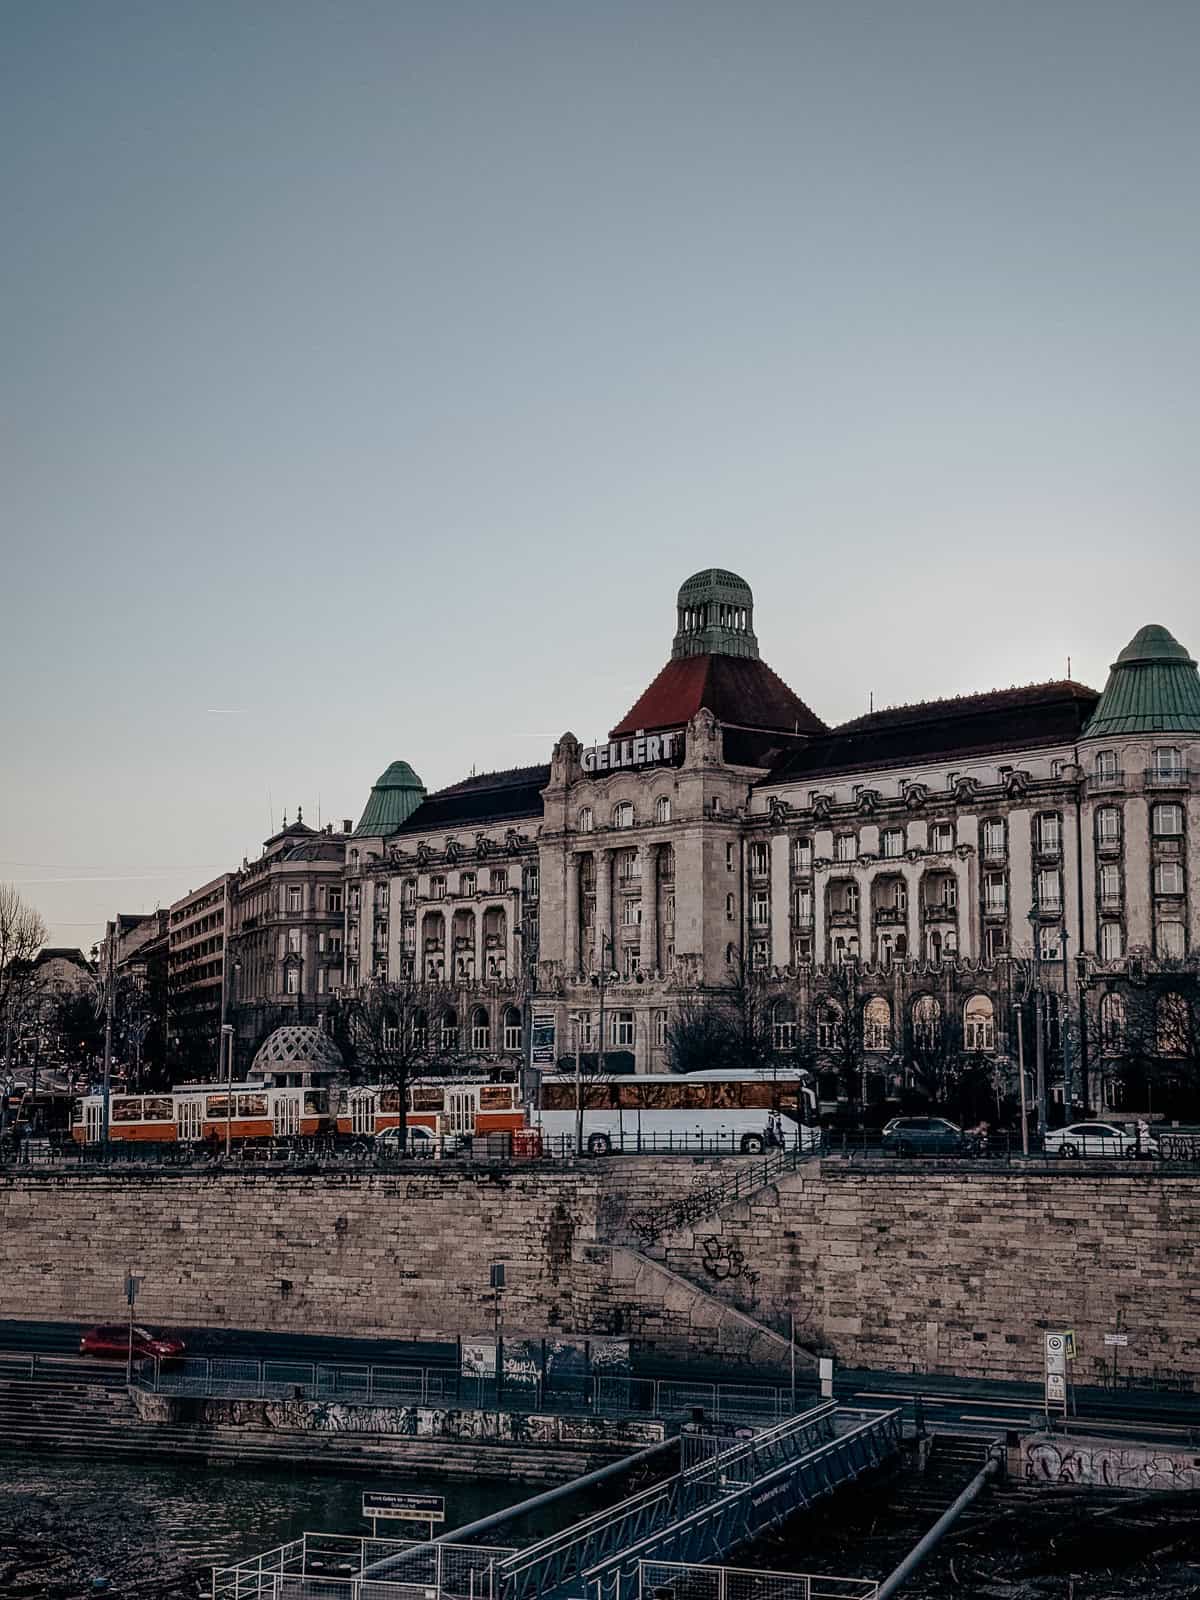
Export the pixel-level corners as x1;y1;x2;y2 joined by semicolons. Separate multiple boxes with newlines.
1103;1333;1129;1347
1043;1331;1068;1414
363;1492;446;1524
1062;1330;1077;1360
1045;1371;1066;1402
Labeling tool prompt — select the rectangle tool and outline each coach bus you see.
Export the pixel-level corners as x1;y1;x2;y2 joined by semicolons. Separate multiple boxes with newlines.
531;1067;818;1155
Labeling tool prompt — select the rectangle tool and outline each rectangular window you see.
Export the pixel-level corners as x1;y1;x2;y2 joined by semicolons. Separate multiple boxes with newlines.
1039;924;1062;962
792;888;813;925
1096;808;1120;846
881;829;903;859
327;887;343;914
490;868;509;893
834;834;857;862
1100;922;1123;960
285;967;300;995
524;867;540;900
665;892;676;924
1153;803;1184;836
985;925;1007;960
1095;749;1119;780
654;1010;667;1048
726;843;735;871
460;872;476;897
287;927;301;954
1036;814;1061;854
981;819;1006;859
430;875;446;899
1156;919;1186;959
751;940;769;969
751;890;769;926
612;1011;635;1047
287;885;302;912
1099;863;1121;907
791;837;813;872
1155;861;1185;896
1153;747;1183;779
1037;869;1062;913
750;842;770;875
984;873;1006;912
931;822;954;853
620;900;642;926
574;1011;594;1047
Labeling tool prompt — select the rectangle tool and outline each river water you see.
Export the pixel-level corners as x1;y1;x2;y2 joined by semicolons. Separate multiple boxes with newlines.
0;1454;525;1598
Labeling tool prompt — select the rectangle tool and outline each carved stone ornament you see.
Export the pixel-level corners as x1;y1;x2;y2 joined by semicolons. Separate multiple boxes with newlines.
954;843;973;860
415;842;432;867
475;832;493;860
768;797;790;826
904;783;928;810
444;838;462;863
953;776;980;802
856;788;881;814
1005;769;1030;797
505;827;525;856
811;794;833;820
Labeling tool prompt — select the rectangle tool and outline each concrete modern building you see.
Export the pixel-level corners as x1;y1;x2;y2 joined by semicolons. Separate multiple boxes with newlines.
167;873;232;1075
340;568;1200;1118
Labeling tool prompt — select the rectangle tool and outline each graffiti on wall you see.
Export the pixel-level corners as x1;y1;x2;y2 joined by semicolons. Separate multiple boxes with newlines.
699;1235;759;1290
1026;1437;1200;1491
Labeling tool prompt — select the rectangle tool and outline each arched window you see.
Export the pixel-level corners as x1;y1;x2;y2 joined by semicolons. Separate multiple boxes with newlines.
1157;992;1191;1056
470;1006;490;1051
655;795;671;824
912;995;942;1050
612;801;634;829
963;994;995;1052
864;996;891;1051
1099;992;1125;1052
440;1008;459;1052
771;999;797;1052
816;1000;843;1050
502;1005;522;1052
578;806;593;833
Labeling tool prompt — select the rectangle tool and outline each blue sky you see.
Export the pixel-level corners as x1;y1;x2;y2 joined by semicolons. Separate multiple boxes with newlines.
2;1;1197;948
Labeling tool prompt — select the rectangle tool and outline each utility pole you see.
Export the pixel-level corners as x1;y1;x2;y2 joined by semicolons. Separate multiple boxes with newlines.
1015;1003;1030;1156
1028;904;1047;1140
1060;927;1074;1120
573;1013;583;1157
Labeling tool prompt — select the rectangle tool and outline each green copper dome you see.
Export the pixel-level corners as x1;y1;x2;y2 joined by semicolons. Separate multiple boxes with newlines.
1083;624;1200;738
353;760;426;837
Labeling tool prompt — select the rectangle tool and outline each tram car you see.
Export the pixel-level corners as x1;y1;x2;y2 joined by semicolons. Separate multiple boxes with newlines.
335;1078;525;1142
71;1082;333;1145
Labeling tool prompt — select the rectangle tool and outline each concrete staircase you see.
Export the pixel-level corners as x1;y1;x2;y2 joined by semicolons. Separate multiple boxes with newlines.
0;1373;607;1482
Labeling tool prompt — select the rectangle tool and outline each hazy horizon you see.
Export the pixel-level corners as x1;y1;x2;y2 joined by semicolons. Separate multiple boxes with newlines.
3;2;1197;951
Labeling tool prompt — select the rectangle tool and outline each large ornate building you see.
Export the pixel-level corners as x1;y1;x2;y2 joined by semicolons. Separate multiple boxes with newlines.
338;569;1199;1115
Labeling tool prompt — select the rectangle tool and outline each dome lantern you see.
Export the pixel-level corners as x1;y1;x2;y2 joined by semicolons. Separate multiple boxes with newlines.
671;569;759;661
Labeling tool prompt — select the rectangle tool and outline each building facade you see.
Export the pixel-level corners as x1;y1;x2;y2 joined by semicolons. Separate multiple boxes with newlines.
227;815;351;1065
337;569;1200;1117
167;873;232;1075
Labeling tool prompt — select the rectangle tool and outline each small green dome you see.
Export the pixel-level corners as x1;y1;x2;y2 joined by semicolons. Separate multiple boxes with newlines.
1083;624;1200;739
354;759;426;836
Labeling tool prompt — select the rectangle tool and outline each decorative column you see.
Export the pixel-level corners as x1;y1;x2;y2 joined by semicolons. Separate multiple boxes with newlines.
505;897;516;978
595;849;613;970
564;852;580;977
639;844;658;974
813;871;828;966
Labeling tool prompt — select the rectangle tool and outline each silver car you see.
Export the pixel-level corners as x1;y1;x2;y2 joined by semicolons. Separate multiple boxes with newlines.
1043;1121;1158;1158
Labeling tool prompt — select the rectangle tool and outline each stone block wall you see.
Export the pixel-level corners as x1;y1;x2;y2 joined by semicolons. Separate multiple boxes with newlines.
3;1159;1198;1387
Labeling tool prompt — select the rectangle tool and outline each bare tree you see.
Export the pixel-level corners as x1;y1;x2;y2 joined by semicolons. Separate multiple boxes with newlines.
1086;960;1200;1117
344;978;459;1147
665;952;773;1074
0;885;47;1073
815;960;867;1106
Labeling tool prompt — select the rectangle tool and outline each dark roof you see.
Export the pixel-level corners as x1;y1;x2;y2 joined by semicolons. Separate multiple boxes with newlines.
353;760;426;837
761;681;1100;785
36;948;92;968
393;764;549;834
610;655;827;739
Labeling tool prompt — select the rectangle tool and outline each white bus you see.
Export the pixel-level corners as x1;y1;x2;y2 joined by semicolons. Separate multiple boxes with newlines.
532;1068;819;1155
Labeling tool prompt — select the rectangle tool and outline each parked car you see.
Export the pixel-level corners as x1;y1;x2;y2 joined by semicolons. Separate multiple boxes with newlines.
80;1324;186;1360
1043;1121;1159;1159
374;1125;464;1156
881;1116;966;1155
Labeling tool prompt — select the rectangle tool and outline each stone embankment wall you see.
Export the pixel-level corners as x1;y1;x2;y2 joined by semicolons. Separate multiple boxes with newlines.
2;1159;1197;1386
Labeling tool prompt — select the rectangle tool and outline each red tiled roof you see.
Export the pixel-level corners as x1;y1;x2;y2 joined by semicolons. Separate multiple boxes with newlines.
610;655;828;739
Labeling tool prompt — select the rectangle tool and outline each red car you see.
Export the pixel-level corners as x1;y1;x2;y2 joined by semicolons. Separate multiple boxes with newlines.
79;1324;186;1361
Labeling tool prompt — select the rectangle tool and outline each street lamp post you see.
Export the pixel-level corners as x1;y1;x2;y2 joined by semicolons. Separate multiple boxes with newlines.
1060;927;1074;1120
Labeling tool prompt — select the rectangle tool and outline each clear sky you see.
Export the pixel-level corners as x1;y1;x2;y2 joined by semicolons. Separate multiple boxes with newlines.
3;1;1197;952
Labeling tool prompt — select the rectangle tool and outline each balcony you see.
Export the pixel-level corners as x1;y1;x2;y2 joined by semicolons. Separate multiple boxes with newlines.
873;905;906;926
1099;894;1123;913
1034;840;1062;861
1145;767;1191;790
829;907;859;928
792;912;814;930
1096;834;1121;856
983;898;1008;918
923;900;958;921
1087;770;1126;793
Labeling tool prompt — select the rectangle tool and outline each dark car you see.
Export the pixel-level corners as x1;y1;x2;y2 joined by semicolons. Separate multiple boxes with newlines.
880;1116;965;1155
80;1324;186;1361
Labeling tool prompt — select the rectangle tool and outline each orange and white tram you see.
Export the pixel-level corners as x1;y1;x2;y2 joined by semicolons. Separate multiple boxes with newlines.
335;1079;525;1142
71;1082;333;1145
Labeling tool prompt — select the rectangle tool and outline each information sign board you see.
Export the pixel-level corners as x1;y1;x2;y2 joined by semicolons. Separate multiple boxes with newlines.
363;1492;446;1524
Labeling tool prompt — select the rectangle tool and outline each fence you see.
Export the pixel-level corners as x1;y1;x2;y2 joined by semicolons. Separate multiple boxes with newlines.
639;1561;878;1600
625;1144;813;1244
213;1536;515;1600
140;1357;810;1422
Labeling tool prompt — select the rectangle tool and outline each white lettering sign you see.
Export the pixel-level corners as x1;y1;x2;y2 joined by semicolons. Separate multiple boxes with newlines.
581;729;680;775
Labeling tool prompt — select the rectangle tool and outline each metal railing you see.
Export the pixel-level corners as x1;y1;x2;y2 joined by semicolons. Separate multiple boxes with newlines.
626;1142;818;1244
139;1357;812;1423
214;1536;514;1600
640;1560;878;1600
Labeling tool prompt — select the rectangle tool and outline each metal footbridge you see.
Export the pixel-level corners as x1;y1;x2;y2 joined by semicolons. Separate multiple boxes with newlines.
496;1401;901;1600
214;1402;901;1600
